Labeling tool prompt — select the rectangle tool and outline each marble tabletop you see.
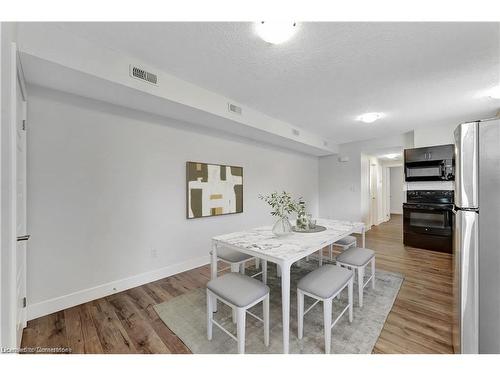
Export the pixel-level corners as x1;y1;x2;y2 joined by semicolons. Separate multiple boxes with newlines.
212;219;365;263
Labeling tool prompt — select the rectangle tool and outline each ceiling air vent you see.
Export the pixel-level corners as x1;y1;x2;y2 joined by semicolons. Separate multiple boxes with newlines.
130;65;158;85
228;103;242;115
323;140;329;147
292;129;300;136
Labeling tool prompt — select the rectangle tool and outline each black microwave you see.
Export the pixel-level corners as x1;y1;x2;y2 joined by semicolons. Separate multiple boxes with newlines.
404;144;455;181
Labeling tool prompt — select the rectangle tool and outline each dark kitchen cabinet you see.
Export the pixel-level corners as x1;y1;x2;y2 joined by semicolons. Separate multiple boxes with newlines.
404;144;454;163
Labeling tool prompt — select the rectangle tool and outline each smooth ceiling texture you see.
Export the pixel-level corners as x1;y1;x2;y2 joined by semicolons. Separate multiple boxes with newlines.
52;22;500;144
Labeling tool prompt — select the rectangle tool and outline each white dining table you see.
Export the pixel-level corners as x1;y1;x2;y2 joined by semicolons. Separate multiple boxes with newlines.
211;218;366;354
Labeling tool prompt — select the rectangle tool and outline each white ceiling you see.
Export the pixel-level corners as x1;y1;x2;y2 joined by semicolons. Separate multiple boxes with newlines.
369;147;404;161
51;22;500;144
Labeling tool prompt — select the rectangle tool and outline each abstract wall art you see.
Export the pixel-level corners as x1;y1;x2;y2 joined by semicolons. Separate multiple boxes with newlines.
186;162;243;219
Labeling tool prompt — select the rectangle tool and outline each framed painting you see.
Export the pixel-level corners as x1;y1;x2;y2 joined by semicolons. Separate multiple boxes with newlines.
186;161;243;219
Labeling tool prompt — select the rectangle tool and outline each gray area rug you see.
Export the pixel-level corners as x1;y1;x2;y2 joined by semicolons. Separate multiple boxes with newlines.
154;260;403;354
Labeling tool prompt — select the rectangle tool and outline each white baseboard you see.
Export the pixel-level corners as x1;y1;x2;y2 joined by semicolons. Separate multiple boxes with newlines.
27;255;210;321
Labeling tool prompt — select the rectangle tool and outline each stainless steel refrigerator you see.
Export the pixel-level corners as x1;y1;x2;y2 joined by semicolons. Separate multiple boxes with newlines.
453;118;500;354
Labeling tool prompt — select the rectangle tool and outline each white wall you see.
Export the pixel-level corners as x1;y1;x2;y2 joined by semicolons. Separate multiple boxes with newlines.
413;122;457;148
26;85;319;319
319;132;413;224
389;166;404;214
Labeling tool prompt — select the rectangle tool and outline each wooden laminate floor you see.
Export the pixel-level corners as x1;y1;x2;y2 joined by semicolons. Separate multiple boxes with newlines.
21;215;453;354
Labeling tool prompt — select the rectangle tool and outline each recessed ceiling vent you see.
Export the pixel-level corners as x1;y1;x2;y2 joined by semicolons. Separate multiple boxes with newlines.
228;103;242;115
130;65;158;85
292;129;300;136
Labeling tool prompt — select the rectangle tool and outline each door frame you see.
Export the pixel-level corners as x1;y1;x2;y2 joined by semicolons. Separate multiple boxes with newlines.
15;46;28;347
0;42;28;349
369;161;377;227
383;166;391;221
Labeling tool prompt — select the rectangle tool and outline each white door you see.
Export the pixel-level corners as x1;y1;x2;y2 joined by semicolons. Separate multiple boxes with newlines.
389;166;404;215
15;65;28;346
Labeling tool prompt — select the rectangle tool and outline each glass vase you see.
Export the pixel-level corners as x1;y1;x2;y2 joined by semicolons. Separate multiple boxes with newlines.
272;217;293;237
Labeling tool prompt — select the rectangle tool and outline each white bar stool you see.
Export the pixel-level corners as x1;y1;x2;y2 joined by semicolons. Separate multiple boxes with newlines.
330;235;357;260
211;247;266;282
297;265;354;354
207;273;270;354
210;247;267;322
335;247;375;308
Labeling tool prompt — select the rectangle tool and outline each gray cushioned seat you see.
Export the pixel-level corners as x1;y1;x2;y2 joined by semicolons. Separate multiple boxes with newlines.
207;273;269;307
297;265;353;299
334;235;357;246
336;247;375;266
211;248;254;263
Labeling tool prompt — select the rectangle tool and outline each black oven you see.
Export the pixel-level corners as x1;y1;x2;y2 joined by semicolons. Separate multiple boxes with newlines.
403;190;454;253
404;203;453;236
404;144;454;181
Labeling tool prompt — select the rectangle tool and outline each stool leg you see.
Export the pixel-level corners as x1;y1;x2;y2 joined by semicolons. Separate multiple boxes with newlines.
239;262;246;275
371;258;376;289
206;290;213;340
319;249;323;267
323;298;332;354
276;264;281;278
232;308;237;324
358;267;364;308
262;259;267;284
297;290;304;340
306;256;309;262
263;295;270;346
348;278;353;323
212;258;218;313
236;308;246;354
255;258;260;269
229;263;241;322
329;244;333;261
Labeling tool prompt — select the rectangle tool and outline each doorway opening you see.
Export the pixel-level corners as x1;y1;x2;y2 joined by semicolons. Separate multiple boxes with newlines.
362;148;404;229
389;166;404;215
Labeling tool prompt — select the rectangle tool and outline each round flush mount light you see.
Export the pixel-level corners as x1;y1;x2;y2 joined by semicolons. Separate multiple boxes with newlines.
384;153;400;159
478;85;500;99
255;21;297;44
357;112;385;123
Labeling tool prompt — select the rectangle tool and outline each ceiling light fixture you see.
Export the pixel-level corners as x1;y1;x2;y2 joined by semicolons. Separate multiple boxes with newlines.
357;112;385;123
479;85;500;99
255;21;297;44
384;153;400;159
